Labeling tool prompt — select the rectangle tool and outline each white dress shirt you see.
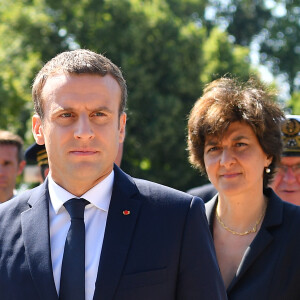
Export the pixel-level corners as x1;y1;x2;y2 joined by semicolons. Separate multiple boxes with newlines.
48;171;113;300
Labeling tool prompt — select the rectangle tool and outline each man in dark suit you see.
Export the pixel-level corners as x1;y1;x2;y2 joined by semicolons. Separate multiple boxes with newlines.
0;49;226;300
25;143;49;182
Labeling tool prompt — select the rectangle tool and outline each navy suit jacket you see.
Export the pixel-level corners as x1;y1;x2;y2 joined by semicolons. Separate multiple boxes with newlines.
206;188;300;300
0;166;226;300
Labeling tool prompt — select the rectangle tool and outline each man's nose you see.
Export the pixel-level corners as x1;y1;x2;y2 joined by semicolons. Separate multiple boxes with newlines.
282;167;297;183
74;115;95;140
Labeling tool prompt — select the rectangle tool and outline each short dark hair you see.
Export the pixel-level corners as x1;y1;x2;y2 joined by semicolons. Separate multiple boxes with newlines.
0;130;24;162
32;49;127;119
188;77;285;187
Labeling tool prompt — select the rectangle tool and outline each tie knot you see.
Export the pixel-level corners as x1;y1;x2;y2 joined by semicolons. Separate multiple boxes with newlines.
64;198;89;220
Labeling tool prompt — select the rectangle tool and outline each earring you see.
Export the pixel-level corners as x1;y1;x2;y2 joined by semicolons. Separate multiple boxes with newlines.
265;167;271;174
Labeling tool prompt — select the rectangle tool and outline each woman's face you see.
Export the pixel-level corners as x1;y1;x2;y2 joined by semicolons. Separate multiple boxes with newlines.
204;121;272;197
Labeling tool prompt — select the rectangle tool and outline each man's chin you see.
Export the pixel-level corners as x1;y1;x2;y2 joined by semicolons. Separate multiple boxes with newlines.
70;163;112;178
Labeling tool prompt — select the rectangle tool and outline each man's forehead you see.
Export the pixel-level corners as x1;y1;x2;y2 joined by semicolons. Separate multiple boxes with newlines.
0;145;18;160
42;73;75;91
281;156;300;165
42;73;120;95
0;144;18;151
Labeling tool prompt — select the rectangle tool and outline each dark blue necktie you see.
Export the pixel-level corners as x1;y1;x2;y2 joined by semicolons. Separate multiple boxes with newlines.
59;198;89;300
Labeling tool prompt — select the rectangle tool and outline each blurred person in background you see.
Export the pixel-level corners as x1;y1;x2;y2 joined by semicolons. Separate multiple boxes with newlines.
270;115;300;205
25;143;49;182
0;130;26;203
187;182;217;203
188;77;300;299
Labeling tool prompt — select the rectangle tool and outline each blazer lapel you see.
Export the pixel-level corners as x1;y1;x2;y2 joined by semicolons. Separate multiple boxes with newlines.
228;189;283;292
205;195;218;235
21;180;58;300
205;189;284;293
93;166;142;300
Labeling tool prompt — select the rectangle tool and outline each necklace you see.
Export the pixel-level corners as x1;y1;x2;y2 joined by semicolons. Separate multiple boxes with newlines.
215;206;266;236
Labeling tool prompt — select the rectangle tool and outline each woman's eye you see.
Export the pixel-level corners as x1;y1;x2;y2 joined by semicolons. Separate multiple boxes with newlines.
207;146;219;153
236;142;247;147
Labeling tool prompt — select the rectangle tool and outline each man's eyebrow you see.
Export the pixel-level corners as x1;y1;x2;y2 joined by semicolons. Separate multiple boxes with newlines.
93;106;113;113
53;106;114;113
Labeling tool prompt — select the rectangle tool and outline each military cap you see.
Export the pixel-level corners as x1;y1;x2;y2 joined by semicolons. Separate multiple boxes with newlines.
281;115;300;157
25;143;48;166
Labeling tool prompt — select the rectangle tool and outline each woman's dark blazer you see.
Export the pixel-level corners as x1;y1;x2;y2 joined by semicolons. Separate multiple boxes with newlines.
206;188;300;300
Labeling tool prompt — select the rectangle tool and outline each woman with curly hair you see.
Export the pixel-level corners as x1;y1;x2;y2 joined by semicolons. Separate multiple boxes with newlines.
188;77;300;299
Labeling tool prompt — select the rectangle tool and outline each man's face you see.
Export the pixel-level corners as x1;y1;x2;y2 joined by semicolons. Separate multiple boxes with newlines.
270;156;300;205
0;145;25;202
32;73;126;196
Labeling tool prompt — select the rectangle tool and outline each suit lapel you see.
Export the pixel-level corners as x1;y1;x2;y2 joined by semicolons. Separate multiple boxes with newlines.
227;226;273;292
205;195;218;236
93;166;142;300
228;189;283;292
205;189;283;293
21;180;58;300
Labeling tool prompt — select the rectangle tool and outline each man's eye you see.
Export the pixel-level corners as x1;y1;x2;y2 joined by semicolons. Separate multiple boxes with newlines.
94;112;105;117
61;113;72;118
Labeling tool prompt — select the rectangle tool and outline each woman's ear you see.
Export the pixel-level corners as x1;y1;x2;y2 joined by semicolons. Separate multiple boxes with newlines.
32;114;45;145
265;155;273;168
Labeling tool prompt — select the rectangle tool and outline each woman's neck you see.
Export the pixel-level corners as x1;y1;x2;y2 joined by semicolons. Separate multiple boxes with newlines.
216;188;267;233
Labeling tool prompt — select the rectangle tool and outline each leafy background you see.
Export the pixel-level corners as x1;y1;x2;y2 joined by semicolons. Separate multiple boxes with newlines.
0;0;299;191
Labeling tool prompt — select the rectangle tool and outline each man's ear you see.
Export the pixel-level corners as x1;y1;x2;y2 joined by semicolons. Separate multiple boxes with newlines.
32;114;45;145
119;113;126;144
17;160;26;176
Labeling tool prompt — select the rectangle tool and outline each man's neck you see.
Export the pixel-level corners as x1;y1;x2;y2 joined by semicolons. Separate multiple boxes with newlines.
50;169;113;197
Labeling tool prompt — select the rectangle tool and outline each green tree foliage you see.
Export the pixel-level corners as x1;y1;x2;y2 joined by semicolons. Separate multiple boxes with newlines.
259;1;300;94
207;0;271;46
209;0;300;96
288;92;300;114
0;0;67;138
1;0;254;190
201;27;251;83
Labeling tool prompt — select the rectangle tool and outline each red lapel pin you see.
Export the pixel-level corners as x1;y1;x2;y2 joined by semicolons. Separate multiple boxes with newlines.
123;210;130;215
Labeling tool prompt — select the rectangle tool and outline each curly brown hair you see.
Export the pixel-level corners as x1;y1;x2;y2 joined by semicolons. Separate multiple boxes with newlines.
187;77;285;187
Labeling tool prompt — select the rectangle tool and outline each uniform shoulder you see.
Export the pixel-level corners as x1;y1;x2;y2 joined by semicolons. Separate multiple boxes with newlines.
187;184;217;203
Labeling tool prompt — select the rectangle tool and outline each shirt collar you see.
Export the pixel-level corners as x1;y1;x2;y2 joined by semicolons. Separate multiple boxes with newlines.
48;171;114;214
